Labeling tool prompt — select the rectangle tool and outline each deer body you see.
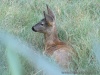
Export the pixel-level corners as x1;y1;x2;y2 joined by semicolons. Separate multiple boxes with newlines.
32;5;76;69
44;29;73;69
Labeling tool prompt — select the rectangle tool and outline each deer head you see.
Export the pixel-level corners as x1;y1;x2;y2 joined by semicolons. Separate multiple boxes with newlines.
32;5;56;34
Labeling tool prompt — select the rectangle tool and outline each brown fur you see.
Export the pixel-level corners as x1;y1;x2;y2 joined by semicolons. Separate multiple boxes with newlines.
43;27;74;69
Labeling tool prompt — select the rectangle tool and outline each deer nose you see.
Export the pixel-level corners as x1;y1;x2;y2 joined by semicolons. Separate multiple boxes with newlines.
32;26;37;32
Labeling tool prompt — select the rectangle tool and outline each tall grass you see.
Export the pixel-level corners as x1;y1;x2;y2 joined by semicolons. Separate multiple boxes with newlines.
0;0;100;75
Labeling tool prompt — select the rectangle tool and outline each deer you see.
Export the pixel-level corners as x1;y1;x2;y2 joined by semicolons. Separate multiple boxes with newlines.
32;5;78;71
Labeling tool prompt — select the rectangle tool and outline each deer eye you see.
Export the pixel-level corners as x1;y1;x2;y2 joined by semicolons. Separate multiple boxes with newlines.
41;22;44;26
41;23;43;26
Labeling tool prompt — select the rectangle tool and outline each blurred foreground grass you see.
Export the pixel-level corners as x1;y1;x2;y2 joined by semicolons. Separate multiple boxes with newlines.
0;0;100;75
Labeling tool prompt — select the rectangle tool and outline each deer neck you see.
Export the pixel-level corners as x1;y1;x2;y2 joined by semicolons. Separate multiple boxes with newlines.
44;27;61;51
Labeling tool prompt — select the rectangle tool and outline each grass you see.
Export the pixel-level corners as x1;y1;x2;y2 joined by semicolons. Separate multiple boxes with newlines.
0;0;100;75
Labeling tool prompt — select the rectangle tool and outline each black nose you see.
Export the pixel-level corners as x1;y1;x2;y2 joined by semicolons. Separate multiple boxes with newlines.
32;26;37;32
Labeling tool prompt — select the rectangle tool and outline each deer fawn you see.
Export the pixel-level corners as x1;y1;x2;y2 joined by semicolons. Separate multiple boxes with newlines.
32;5;78;70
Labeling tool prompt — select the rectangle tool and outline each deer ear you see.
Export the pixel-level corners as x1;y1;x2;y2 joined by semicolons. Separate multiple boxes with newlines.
43;11;53;22
46;4;55;20
43;11;54;26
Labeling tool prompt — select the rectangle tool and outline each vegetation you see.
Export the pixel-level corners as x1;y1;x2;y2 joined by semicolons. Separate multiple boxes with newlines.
0;0;100;75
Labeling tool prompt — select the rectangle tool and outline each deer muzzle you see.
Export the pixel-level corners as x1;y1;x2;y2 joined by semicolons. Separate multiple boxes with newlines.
32;26;37;32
